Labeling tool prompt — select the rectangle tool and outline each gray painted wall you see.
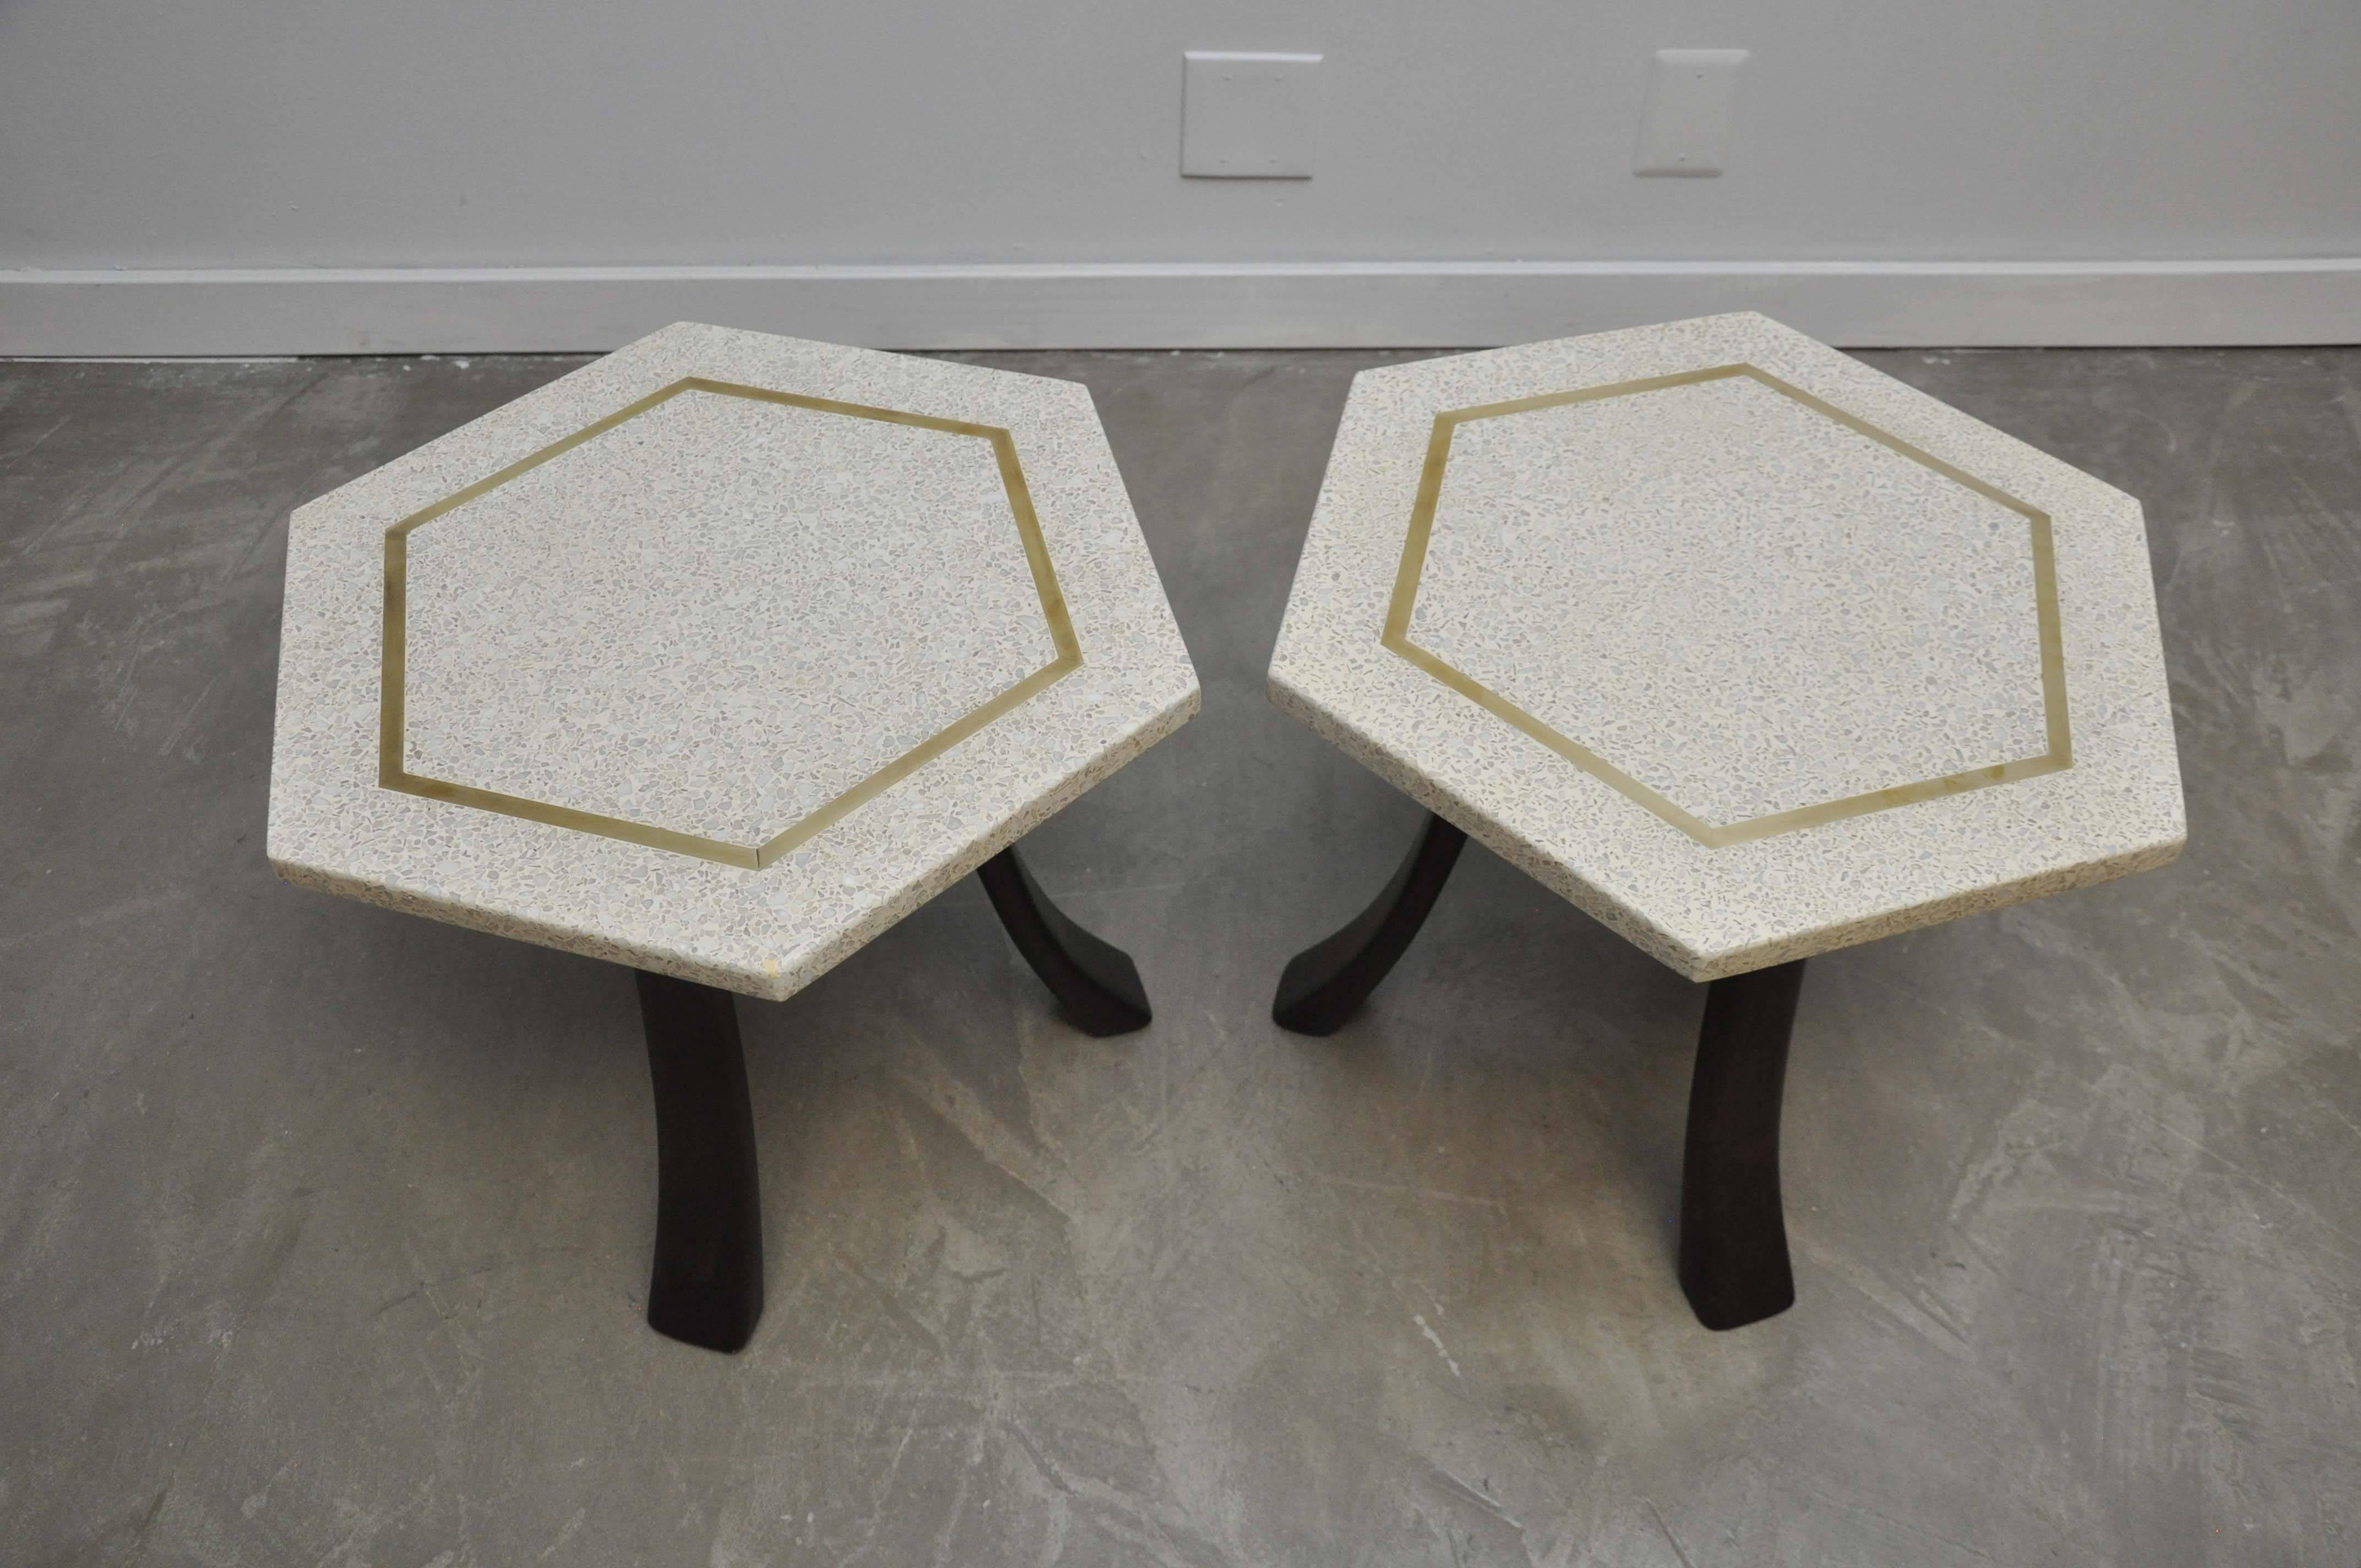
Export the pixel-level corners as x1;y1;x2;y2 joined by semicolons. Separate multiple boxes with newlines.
3;0;2358;349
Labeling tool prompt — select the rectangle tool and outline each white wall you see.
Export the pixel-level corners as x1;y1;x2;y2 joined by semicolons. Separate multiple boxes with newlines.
4;0;2358;351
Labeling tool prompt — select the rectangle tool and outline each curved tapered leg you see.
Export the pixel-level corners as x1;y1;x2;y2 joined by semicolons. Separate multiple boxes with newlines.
978;846;1151;1037
1679;958;1806;1330
1272;812;1468;1036
637;970;764;1352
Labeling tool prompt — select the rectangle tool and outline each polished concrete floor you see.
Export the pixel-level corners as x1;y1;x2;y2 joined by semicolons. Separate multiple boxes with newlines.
3;344;2356;1567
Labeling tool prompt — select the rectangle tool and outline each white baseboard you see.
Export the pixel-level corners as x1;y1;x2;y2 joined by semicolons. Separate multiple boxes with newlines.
4;259;2357;355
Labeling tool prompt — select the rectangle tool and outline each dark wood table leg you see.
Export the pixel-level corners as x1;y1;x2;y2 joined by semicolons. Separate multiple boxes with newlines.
1271;811;1467;1035
1678;957;1807;1330
637;970;764;1352
978;845;1152;1037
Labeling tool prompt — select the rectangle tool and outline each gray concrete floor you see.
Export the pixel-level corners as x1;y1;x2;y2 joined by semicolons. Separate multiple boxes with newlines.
2;345;2356;1567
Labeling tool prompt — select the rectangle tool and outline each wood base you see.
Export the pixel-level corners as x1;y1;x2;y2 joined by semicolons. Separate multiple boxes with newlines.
637;970;765;1353
1271;818;1809;1330
1677;959;1807;1330
978;846;1152;1037
631;843;1154;1352
1272;812;1467;1036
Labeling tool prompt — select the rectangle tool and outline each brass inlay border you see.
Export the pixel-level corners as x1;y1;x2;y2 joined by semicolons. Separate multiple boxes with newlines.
380;376;1082;869
1381;362;2071;848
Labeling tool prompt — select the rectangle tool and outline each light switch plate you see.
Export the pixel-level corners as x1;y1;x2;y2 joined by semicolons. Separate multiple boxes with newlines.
1182;51;1321;178
1634;48;1747;176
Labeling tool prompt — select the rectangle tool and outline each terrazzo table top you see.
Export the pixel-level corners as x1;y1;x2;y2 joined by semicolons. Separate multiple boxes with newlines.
268;323;1199;1000
1270;312;2184;979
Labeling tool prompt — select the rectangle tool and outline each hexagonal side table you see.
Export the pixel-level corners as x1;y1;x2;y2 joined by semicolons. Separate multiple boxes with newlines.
1267;313;2183;1330
268;323;1199;1351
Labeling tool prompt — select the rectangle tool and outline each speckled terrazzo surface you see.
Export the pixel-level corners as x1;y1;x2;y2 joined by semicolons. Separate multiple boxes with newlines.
268;323;1199;999
1270;312;2185;978
1415;372;2050;826
402;386;1057;846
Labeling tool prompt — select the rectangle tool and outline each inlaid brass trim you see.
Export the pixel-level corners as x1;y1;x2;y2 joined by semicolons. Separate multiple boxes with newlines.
1381;363;2071;848
380;377;1082;869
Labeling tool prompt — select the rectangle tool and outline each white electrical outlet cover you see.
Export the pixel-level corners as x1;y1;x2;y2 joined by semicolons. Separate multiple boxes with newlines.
1182;51;1321;178
1634;48;1747;177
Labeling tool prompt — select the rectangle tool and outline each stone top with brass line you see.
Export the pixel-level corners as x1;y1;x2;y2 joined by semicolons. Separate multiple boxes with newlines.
268;323;1199;1000
1269;312;2184;978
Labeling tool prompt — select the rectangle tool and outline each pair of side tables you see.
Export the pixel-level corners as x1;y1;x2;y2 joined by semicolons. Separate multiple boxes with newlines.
266;314;2184;1352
